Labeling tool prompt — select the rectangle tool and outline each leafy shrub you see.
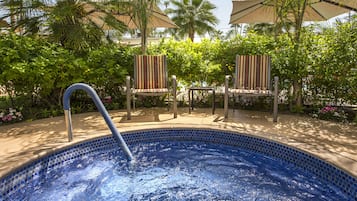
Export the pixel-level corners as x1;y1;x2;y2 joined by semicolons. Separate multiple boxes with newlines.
1;21;357;123
310;20;357;106
0;34;134;121
151;39;225;86
85;44;134;100
0;33;87;109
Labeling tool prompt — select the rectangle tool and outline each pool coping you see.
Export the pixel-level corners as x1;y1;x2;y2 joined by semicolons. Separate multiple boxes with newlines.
0;109;356;179
2;125;356;180
122;126;357;180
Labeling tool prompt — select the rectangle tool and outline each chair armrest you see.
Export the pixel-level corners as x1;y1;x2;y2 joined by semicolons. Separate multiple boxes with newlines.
225;75;232;88
125;76;131;92
171;75;177;91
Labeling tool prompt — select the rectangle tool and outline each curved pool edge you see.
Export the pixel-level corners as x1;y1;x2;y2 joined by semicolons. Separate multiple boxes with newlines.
122;126;357;181
123;124;357;179
0;124;356;180
1;108;356;181
1;127;356;200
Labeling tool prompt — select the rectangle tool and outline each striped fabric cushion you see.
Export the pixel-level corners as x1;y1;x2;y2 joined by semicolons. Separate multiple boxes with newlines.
133;88;169;93
134;55;168;90
229;88;272;96
235;55;271;90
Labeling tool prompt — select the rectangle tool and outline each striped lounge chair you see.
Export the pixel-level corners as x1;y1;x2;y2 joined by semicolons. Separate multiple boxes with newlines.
126;55;177;120
224;55;279;121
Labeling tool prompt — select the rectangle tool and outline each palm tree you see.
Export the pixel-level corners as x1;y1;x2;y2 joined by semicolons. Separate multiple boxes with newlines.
128;0;157;54
110;0;161;54
0;0;46;34
166;0;218;42
0;0;127;51
48;1;127;51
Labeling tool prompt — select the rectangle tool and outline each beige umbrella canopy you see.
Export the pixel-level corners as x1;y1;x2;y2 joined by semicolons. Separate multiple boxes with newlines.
82;5;112;30
83;2;177;53
0;20;9;28
82;3;177;30
114;4;178;29
230;0;357;24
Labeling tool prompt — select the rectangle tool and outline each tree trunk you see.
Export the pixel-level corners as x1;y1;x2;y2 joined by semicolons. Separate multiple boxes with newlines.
141;26;147;54
189;30;194;42
293;79;303;109
138;0;153;54
290;0;307;109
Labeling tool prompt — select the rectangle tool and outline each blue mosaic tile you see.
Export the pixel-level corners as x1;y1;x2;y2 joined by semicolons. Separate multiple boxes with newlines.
0;128;356;201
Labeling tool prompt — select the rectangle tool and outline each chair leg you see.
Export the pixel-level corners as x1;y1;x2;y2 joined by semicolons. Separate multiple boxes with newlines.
172;75;177;118
126;76;131;120
273;76;279;122
224;75;229;119
166;93;170;111
133;95;136;111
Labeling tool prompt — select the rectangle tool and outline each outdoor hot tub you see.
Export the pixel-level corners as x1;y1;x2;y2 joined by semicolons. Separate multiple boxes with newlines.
0;128;356;200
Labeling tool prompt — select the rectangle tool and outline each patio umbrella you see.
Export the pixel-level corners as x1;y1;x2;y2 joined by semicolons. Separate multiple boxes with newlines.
230;0;357;24
0;20;9;28
83;3;177;30
82;3;123;30
114;4;178;29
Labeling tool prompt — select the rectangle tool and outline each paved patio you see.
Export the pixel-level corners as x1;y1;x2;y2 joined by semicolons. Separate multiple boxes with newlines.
0;108;356;179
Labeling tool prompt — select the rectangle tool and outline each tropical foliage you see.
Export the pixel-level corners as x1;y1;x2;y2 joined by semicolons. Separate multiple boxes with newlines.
48;0;127;51
112;0;160;54
311;18;357;105
0;0;127;52
0;34;134;119
0;1;356;124
151;38;222;86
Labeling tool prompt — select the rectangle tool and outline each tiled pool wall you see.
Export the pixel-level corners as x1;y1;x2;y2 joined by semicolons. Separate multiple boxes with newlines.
0;128;356;200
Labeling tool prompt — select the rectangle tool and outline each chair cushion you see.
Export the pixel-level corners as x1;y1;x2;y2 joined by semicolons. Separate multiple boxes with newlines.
134;55;168;90
133;88;169;93
236;55;271;90
229;88;272;96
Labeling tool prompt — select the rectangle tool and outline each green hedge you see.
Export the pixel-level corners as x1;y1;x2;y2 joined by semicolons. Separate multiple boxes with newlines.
1;20;356;123
0;34;135;120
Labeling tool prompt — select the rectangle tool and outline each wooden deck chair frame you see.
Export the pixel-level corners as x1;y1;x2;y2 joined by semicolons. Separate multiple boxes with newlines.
126;55;177;120
224;55;279;122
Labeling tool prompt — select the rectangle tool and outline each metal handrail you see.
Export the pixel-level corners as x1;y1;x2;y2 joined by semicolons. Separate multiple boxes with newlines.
63;83;133;160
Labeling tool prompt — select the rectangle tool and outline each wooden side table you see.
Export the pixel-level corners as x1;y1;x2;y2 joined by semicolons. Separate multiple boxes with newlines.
188;87;215;114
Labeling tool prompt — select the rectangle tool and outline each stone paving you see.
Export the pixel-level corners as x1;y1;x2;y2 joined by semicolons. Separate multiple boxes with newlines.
0;108;356;178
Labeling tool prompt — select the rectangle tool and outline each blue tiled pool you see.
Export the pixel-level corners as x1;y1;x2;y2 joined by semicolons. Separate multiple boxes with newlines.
0;128;356;200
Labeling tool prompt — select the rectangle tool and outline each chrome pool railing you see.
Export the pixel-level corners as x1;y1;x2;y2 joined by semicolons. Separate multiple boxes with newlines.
63;83;134;161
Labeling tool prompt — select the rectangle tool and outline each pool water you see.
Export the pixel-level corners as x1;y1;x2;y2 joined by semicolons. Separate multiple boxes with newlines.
12;141;348;201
